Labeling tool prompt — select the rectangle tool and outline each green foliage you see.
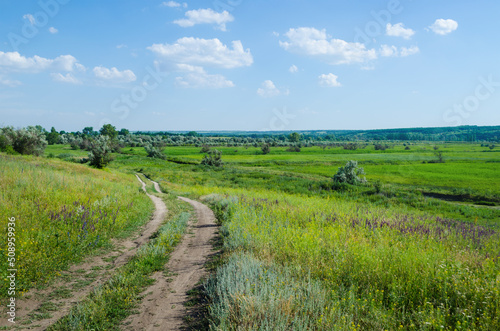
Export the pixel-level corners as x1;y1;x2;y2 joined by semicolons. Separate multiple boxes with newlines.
46;127;61;145
99;124;118;140
144;144;166;159
88;136;113;169
201;149;223;167
288;132;301;142
1;126;47;156
286;145;301;152
261;143;270;154
82;127;96;136
200;145;211;153
118;128;130;136
333;160;367;185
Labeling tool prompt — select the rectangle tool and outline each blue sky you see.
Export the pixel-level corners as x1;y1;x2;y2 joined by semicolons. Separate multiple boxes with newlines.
0;0;499;132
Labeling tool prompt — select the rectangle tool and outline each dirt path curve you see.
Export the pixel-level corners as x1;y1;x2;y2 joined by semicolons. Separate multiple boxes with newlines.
123;194;218;331
2;175;166;330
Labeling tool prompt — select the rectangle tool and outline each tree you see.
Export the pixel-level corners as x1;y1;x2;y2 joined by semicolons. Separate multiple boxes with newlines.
119;128;130;136
46;127;60;145
333;160;367;185
261;143;270;154
82;127;95;136
88;136;113;168
288;132;301;143
201;149;223;167
99;124;118;140
2;126;48;156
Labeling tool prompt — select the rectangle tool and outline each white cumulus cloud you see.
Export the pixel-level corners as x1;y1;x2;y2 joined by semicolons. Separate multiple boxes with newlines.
318;73;341;87
279;27;377;65
400;46;420;57
162;1;187;8
51;73;81;84
174;8;234;31
379;45;419;57
429;19;458;35
386;23;415;39
49;27;58;34
257;80;288;98
93;66;136;83
379;45;398;57
148;37;253;69
289;65;298;73
0;51;80;73
175;65;234;89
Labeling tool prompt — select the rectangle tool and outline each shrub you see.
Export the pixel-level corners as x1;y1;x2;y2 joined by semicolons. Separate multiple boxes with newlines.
200;145;211;153
286;145;301;152
343;143;358;150
0;133;12;153
374;144;388;150
201;149;223;167
144;144;166;159
261;144;270;155
1;126;48;156
333;160;367;185
88;136;113;169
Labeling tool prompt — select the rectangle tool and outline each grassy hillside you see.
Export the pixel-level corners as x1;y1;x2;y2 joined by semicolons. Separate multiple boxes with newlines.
0;154;153;299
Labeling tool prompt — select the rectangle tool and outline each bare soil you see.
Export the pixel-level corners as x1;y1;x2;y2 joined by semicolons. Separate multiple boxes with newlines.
122;196;218;331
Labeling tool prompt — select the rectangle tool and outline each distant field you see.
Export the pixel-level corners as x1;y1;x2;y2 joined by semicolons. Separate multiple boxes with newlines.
113;143;499;197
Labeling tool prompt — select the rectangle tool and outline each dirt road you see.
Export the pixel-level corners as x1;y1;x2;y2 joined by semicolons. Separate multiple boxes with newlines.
123;196;218;330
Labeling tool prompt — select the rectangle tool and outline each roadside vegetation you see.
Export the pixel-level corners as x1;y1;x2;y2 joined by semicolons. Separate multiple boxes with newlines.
0;155;153;300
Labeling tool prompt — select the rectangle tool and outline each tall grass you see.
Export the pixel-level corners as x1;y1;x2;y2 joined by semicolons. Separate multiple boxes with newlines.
0;155;153;298
199;189;500;329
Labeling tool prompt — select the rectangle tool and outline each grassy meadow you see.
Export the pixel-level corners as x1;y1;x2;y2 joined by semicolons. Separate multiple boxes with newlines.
103;141;499;329
0;154;153;300
2;139;498;329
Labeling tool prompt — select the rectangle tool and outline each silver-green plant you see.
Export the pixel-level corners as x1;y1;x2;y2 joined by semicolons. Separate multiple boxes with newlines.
333;160;367;185
88;135;113;169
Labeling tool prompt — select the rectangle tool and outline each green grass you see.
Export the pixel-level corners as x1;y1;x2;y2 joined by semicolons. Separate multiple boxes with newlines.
0;154;153;299
200;189;500;330
32;142;500;329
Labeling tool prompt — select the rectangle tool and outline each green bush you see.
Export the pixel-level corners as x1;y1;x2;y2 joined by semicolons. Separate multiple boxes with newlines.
261;143;270;154
333;160;367;185
1;126;47;156
201;149;223;167
88;136;113;169
144;144;166;159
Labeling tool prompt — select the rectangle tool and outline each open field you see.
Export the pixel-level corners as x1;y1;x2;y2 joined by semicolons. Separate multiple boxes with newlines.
1;138;498;330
